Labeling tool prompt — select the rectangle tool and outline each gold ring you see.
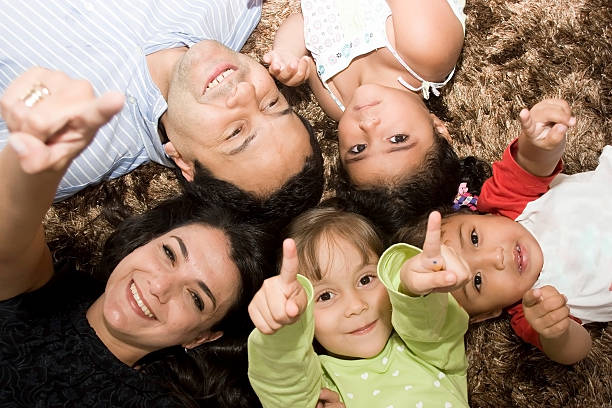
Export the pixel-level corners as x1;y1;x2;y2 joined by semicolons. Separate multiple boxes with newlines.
21;83;50;107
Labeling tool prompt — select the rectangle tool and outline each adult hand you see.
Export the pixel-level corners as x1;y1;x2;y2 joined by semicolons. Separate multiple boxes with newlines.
523;285;571;340
263;51;314;87
400;211;471;296
248;239;308;334
0;67;124;174
315;388;345;408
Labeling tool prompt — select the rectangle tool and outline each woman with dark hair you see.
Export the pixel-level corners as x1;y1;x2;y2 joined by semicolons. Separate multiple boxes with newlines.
0;68;272;407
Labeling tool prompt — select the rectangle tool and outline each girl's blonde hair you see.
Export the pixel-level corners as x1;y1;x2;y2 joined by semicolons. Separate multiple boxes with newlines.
287;207;384;281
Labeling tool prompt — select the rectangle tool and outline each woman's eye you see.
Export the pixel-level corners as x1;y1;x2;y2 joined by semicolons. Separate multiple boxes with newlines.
349;144;367;154
470;229;479;247
389;134;408;143
163;244;175;264
190;290;204;311
473;272;482;293
359;275;375;286
317;292;334;302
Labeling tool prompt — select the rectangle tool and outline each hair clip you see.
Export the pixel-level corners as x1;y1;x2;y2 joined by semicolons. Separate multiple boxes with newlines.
452;182;478;211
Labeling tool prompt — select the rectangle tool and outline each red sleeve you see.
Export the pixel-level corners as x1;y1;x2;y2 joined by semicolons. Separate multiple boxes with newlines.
506;303;583;352
478;139;563;219
506;303;543;350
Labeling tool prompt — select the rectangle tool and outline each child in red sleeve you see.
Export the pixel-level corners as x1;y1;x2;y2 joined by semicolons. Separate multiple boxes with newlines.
398;99;612;365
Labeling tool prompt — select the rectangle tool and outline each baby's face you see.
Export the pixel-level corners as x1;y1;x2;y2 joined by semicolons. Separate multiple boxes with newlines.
337;84;436;188
310;237;392;359
441;213;544;320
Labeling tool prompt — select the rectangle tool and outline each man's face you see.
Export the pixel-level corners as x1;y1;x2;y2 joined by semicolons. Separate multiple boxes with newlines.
163;41;312;195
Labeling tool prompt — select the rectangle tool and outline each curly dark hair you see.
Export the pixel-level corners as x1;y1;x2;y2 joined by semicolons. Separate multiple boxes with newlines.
97;193;275;407
180;113;324;234
336;131;491;239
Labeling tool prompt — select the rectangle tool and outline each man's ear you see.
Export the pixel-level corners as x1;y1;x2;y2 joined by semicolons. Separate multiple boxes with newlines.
164;141;195;182
183;330;224;350
430;113;451;143
469;309;503;324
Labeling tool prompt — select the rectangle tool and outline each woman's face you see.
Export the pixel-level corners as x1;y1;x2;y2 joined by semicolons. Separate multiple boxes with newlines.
101;224;241;352
337;84;437;188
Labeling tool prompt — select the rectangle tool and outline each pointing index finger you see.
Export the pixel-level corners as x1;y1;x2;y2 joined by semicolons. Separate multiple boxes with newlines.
279;238;299;285
422;212;443;270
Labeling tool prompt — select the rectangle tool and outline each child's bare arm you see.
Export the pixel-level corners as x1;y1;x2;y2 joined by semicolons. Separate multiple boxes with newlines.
399;212;471;296
263;13;315;87
522;286;592;364
515;99;576;177
387;0;464;81
248;239;308;334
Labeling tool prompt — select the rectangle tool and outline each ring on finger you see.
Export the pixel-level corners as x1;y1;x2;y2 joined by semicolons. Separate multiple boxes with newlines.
21;83;50;107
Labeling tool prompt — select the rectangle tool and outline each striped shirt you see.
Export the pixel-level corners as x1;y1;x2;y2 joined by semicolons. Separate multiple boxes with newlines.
0;0;261;201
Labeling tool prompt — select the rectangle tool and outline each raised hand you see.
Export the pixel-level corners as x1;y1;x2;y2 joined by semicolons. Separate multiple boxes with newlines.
263;51;314;87
516;98;575;177
519;98;575;150
522;285;571;340
248;239;309;334
399;212;471;296
0;67;124;174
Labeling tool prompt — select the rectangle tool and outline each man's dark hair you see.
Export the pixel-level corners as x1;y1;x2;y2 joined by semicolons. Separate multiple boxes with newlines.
97;193;275;407
181;113;324;233
336;133;491;239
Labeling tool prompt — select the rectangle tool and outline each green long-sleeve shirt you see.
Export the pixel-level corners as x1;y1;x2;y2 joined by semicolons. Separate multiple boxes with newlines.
248;243;469;408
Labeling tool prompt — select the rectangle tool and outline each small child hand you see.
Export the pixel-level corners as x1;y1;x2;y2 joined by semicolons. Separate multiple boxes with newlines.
248;239;308;334
519;98;575;152
522;285;571;340
399;212;472;296
263;50;313;87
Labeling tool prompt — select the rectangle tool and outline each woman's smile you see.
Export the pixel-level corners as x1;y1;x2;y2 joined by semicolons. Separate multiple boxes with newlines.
128;280;156;320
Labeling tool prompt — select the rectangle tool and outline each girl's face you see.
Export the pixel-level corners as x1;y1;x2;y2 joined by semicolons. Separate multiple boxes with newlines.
99;224;240;354
441;214;544;321
311;235;392;359
337;84;437;188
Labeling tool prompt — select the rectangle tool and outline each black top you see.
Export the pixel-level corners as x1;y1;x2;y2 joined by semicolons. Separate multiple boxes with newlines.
0;269;181;407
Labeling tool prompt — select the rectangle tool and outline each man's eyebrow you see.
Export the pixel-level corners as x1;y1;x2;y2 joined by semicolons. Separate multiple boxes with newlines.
345;143;416;165
227;108;293;156
171;236;189;261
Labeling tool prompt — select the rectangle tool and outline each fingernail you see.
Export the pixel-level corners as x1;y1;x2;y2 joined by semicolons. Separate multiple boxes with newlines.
8;135;27;155
557;124;567;133
569;116;576;126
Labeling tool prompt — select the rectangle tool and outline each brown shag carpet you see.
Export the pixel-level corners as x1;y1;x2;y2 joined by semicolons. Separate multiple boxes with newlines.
44;0;611;406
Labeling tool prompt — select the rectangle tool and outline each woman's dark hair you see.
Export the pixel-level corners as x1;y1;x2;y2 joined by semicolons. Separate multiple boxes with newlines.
336;132;491;239
180;113;325;234
97;193;275;407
